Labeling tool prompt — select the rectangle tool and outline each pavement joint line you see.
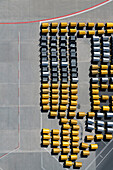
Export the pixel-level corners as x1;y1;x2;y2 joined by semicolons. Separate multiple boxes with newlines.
85;138;113;170
41;151;46;170
0;150;47;153
0;32;21;160
18;31;21;148
0;83;41;85
0;105;39;107
96;148;113;168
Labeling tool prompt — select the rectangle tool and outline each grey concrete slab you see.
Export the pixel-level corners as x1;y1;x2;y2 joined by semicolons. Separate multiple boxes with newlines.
20;84;39;105
20;107;40;130
0;25;18;41
78;62;90;83
0;107;18;130
97;150;113;170
57;1;113;23
0;42;18;62
0;63;18;83
42;113;59;130
20;43;38;61
18;24;39;41
0;152;42;170
78;84;90;106
20;130;40;151
77;38;91;62
76;105;91;113
96;142;106;165
0;0;105;22
0;84;18;105
0;1;112;170
43;152;64;170
20;61;39;84
77;151;96;170
0;130;18;151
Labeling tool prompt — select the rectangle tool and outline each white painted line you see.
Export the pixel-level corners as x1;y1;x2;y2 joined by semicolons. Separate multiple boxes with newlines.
41;152;46;170
85;138;113;170
100;155;103;158
0;147;19;160
96;148;113;168
41;0;112;23
18;32;21;148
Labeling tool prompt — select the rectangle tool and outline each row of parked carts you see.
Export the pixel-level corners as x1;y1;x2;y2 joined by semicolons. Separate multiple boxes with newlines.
41;127;112;167
87;117;113;133
40;22;82;168
87;35;113;135
40;22;78;115
91;36;111;63
41;22;113;35
91;65;113;76
40;25;113;168
90;76;113;113
40;36;78;83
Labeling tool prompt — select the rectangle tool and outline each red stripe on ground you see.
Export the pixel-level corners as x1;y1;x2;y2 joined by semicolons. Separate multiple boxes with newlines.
0;0;110;24
0;153;8;159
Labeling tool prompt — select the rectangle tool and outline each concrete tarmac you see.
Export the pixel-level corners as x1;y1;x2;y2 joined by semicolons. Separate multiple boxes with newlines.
0;0;112;170
0;0;105;22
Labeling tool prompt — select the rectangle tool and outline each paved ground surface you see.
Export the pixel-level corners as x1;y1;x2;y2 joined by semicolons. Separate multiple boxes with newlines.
0;0;112;170
0;0;105;22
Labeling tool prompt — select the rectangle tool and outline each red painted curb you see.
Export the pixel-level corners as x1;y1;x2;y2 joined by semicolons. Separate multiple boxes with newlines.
0;0;110;24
